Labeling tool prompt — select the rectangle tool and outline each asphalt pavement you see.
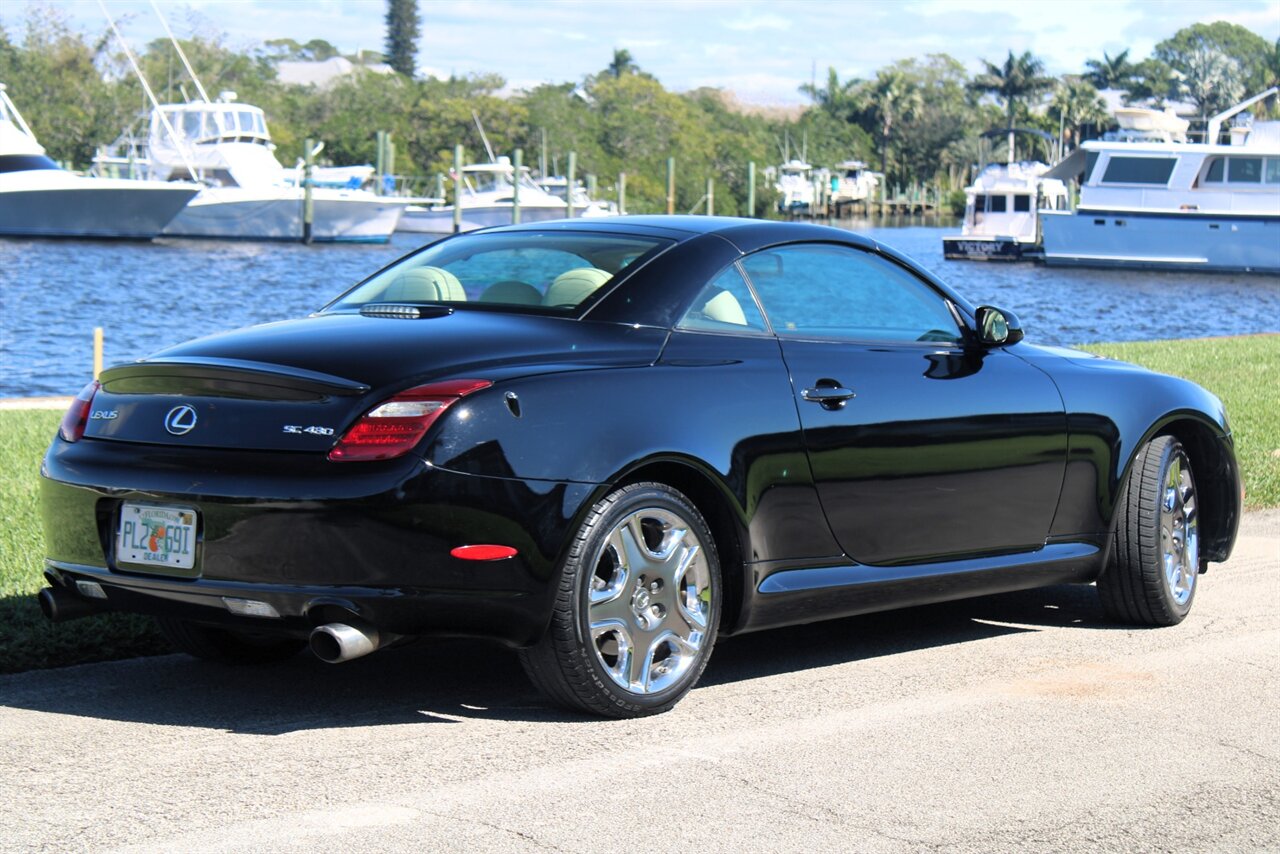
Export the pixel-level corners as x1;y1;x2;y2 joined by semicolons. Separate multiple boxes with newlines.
2;512;1277;853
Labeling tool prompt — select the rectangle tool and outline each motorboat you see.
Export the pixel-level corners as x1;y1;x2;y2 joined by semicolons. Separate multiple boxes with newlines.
775;159;816;212
397;158;569;234
536;175;619;218
1038;89;1280;273
828;159;879;211
943;161;1069;261
94;97;405;242
0;83;197;239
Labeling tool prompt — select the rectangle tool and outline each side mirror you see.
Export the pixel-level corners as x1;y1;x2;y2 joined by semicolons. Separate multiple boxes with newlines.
975;306;1024;346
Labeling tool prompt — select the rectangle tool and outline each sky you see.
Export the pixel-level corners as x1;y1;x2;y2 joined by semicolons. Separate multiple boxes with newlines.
7;0;1280;106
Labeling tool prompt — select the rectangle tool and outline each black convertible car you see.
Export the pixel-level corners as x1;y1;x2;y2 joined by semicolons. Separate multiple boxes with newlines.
39;217;1241;717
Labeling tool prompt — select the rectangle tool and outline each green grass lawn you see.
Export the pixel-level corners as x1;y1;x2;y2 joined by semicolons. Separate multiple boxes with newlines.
1;333;1276;674
0;410;166;673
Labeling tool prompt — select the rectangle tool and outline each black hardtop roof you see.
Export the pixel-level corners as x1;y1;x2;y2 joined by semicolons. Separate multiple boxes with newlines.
483;215;883;253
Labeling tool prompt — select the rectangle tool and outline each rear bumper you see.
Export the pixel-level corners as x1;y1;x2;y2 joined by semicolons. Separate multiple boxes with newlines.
40;437;597;646
42;560;546;646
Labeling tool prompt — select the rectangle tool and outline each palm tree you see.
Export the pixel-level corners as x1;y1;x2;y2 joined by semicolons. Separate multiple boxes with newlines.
1083;49;1136;90
1049;77;1110;152
798;66;861;120
864;69;922;181
970;50;1056;162
607;48;637;79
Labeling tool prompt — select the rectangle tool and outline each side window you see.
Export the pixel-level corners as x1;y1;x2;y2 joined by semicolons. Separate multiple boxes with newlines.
1101;156;1176;185
741;245;962;344
677;265;767;333
1227;157;1263;183
1013;195;1031;212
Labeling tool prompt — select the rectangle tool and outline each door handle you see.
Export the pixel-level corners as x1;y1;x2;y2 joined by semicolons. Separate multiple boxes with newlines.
802;385;856;409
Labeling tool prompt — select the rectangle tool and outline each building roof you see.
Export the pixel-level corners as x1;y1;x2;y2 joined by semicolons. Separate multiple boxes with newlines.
276;56;394;88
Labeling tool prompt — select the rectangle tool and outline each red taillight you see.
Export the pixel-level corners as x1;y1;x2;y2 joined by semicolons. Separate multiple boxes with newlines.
59;381;100;443
328;379;491;462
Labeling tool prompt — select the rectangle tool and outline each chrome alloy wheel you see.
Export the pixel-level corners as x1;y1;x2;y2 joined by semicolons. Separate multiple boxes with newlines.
587;508;712;695
1161;449;1199;607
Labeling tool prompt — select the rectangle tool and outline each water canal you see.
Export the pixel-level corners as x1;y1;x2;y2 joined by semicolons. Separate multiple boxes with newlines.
1;219;1278;397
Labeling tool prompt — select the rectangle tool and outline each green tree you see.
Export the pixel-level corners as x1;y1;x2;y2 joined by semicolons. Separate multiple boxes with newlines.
1154;22;1273;117
1123;57;1184;106
881;54;978;187
969;50;1055;162
1083;49;1136;90
606;48;637;79
0;6;120;167
863;68;922;180
1049;76;1110;151
384;0;420;77
798;66;861;121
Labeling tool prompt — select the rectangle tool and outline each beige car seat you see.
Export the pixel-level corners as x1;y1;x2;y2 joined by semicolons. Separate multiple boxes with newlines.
382;266;467;302
480;280;542;305
543;268;611;307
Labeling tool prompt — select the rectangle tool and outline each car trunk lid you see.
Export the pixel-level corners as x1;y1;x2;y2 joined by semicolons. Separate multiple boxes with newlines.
83;310;666;452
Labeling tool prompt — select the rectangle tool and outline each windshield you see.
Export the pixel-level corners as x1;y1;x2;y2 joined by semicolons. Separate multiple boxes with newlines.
325;232;672;315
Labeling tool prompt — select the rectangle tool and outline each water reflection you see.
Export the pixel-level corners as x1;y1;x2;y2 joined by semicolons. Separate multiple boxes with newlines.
1;223;1277;397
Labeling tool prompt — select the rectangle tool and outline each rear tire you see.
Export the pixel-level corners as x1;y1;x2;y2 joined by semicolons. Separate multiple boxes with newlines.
157;617;305;664
519;482;722;718
1098;435;1201;626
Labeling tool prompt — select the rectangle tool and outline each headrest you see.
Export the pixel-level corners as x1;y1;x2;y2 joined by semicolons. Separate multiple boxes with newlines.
543;267;611;307
383;266;466;302
702;289;748;325
479;280;542;305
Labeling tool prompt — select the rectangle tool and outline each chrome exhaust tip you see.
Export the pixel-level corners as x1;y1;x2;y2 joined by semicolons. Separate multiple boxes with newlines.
309;621;380;663
37;586;104;623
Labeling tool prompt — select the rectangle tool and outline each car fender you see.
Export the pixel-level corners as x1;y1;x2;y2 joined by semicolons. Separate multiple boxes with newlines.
1021;346;1240;562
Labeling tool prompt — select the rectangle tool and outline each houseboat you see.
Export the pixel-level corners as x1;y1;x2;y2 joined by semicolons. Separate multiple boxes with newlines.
1038;90;1280;273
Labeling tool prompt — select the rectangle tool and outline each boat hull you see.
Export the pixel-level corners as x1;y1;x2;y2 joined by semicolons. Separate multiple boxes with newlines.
162;189;405;243
942;236;1038;261
1041;210;1280;273
397;203;572;234
0;182;198;239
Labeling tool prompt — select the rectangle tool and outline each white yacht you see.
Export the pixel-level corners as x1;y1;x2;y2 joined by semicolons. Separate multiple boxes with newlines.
943;161;1069;261
1039;90;1280;273
397;158;569;234
775;159;816;212
0;84;197;239
96;97;406;243
536;175;619;218
829;159;879;210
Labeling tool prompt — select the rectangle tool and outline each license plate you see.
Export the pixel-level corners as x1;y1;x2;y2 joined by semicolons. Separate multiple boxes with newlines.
117;503;198;571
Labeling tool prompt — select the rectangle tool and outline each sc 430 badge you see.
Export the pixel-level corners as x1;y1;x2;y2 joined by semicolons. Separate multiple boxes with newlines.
283;425;335;436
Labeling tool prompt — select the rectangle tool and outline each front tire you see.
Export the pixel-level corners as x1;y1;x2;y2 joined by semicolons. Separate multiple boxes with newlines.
1098;435;1201;626
157;617;306;664
519;482;722;718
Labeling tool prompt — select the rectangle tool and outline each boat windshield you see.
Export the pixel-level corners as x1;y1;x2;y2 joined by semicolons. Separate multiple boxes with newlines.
0;154;60;173
467;169;515;194
325;232;673;315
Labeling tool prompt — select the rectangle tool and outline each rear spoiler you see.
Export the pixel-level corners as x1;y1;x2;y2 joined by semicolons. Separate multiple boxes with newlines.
99;357;370;400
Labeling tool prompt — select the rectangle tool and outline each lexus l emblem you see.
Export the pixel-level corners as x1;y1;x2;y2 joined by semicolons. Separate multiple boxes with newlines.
164;405;198;436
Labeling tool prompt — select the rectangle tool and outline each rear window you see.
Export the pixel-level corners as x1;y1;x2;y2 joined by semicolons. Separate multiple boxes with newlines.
325;232;672;315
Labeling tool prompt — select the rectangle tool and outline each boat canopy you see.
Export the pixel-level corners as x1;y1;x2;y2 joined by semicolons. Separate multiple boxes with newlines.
1042;148;1087;181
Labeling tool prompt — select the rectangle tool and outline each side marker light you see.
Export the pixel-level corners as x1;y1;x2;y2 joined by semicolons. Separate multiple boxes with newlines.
450;545;518;561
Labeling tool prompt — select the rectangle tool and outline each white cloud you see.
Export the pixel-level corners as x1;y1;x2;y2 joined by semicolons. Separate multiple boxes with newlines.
724;12;793;32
